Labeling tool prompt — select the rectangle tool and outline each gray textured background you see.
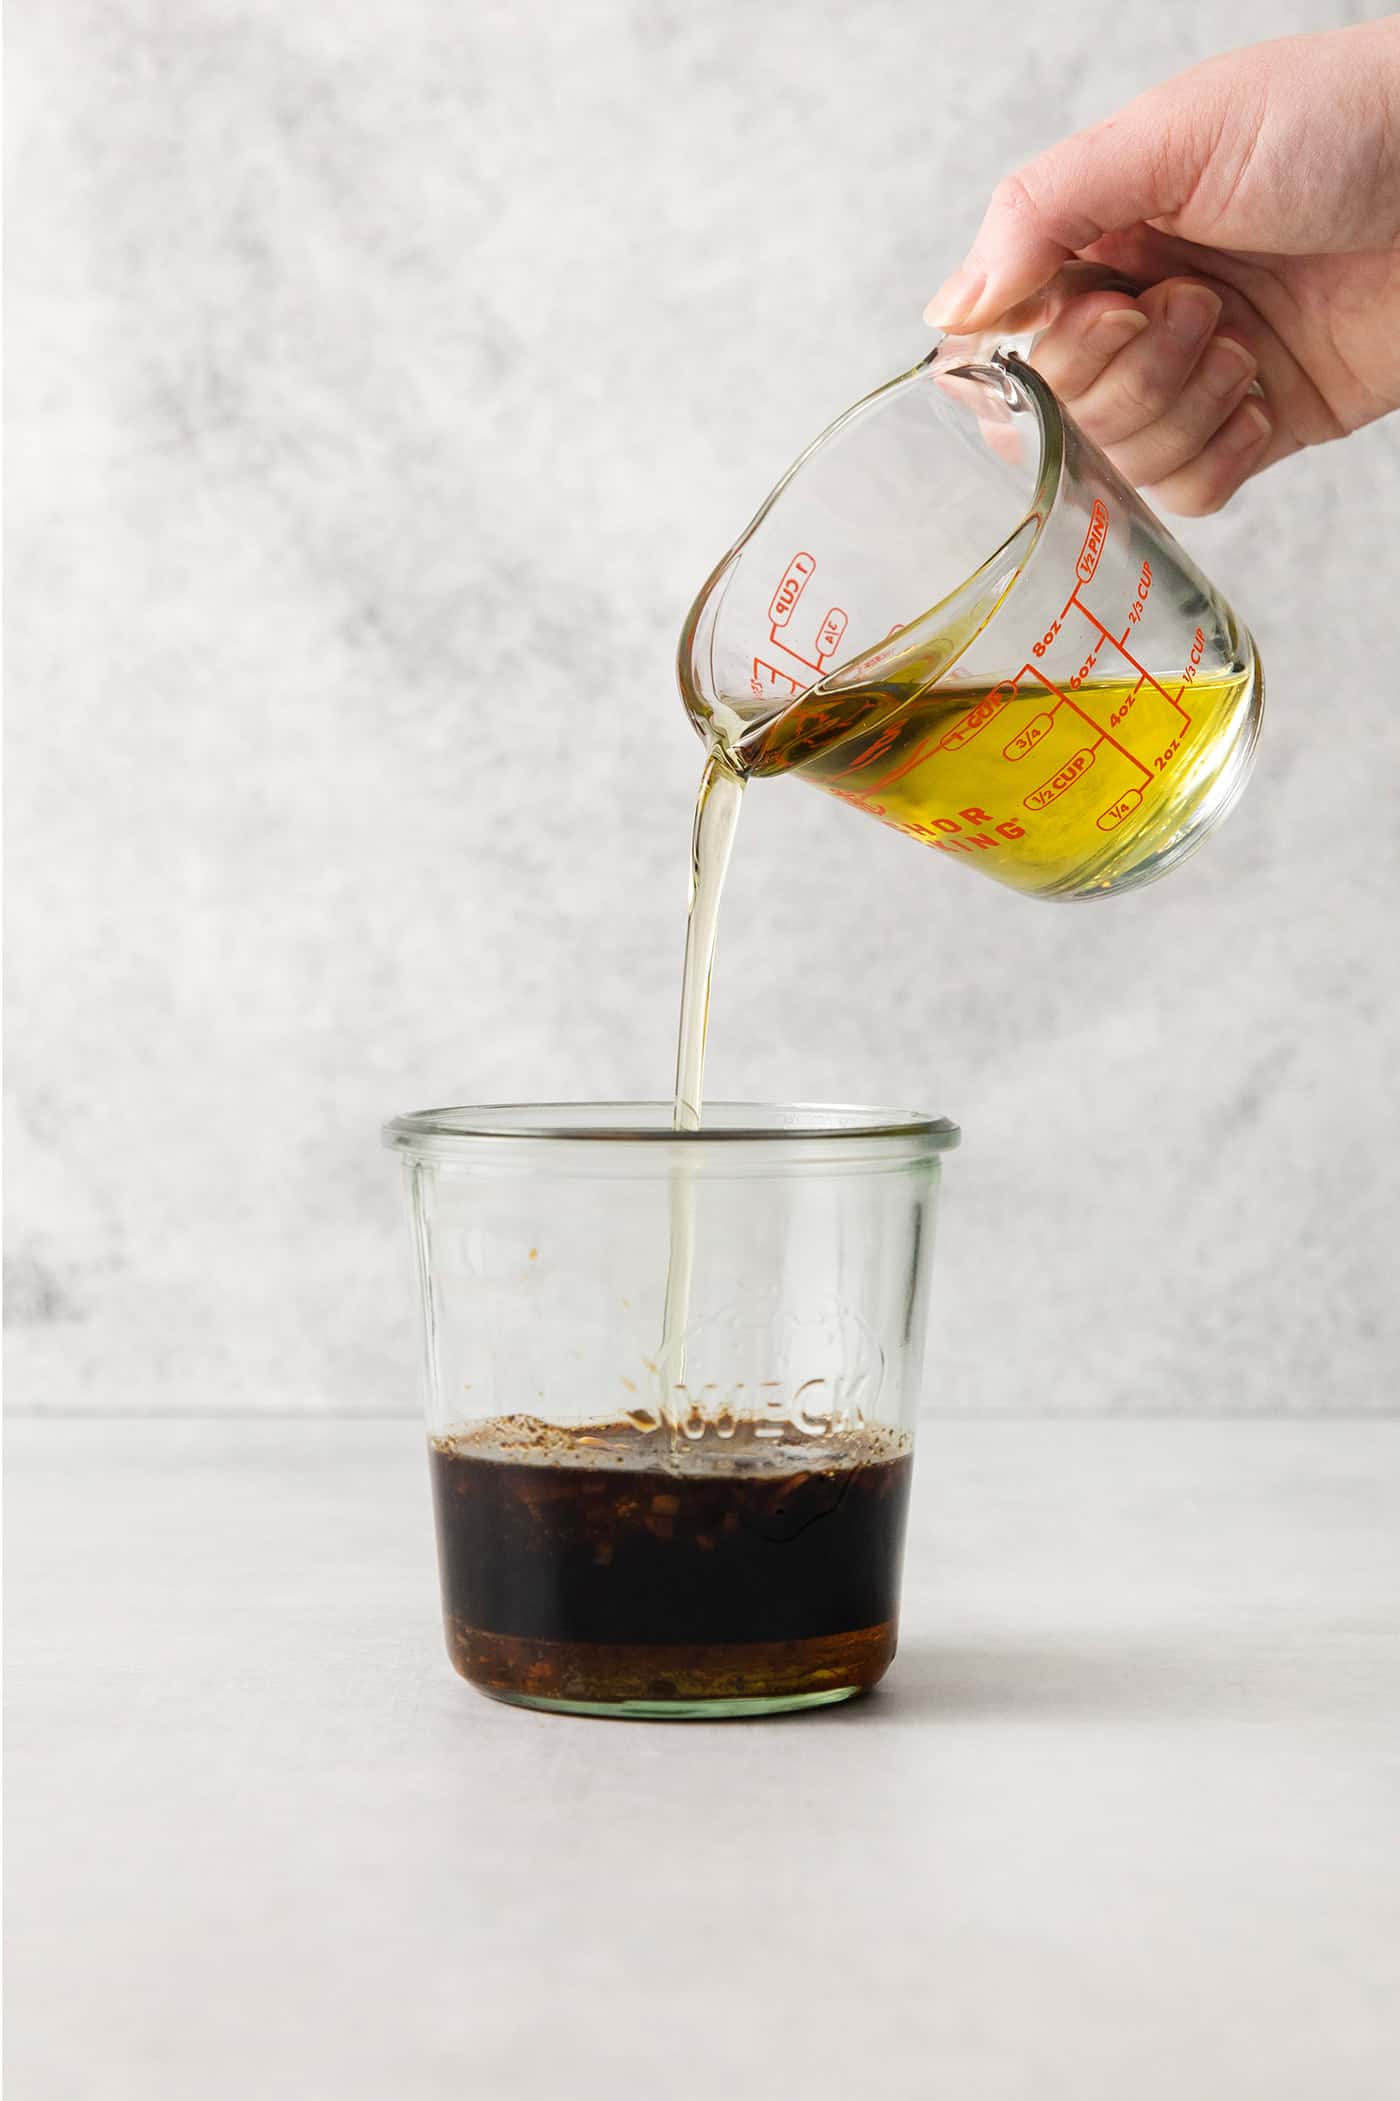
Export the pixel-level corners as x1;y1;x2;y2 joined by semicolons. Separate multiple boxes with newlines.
7;0;1399;1415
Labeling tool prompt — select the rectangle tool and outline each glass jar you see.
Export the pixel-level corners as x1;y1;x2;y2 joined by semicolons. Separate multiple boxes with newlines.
384;1102;958;1719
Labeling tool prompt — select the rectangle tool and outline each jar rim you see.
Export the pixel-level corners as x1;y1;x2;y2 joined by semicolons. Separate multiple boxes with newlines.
382;1101;960;1153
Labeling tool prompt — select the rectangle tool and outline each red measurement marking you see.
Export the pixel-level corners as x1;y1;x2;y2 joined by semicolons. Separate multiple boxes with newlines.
1097;788;1143;833
1104;672;1149;729
1177;625;1207;697
833;620;913;684
768;553;816;629
763;552;830;677
870;726;949;789
1068;628;1108;689
815;607;848;660
1025;745;1097;811
750;656;805;700
1076;500;1110;584
938;688;1011;752
1074;598;1191;728
1003;712;1054;762
1067;695;1153;784
870;683;1015;790
765;637;824;676
828;719;903;779
828;786;888;818
1022;663;1153;786
1118;560;1153;642
1017;663;1071;698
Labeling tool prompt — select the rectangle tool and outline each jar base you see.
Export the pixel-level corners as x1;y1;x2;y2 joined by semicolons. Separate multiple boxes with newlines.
483;1685;864;1721
446;1616;898;1715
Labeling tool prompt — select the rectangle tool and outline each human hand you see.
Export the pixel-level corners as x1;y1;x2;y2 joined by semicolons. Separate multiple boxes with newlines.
926;19;1400;514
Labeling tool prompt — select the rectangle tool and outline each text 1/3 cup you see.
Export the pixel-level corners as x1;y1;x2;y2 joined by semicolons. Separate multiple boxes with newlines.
384;1103;959;1720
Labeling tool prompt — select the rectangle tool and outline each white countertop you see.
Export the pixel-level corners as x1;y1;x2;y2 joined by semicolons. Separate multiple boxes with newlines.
7;1417;1399;2099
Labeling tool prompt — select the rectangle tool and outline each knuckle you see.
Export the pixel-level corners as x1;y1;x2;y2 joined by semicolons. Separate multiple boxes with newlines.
990;146;1101;251
1114;367;1176;420
990;170;1043;227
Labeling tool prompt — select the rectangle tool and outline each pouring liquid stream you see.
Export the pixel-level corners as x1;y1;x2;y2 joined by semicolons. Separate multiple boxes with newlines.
672;746;747;1132
658;745;746;1430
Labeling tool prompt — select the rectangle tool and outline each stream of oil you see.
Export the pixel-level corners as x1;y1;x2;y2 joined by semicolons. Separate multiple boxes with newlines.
657;746;746;1411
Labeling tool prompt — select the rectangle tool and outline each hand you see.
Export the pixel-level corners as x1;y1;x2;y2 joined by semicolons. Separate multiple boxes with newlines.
925;20;1400;514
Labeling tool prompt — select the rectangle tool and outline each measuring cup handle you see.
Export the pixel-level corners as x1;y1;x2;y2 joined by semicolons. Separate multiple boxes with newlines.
927;259;1264;405
930;261;1142;368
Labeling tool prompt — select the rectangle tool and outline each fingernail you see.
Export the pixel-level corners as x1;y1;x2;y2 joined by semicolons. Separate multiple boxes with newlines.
1088;307;1150;352
925;262;986;328
1163;284;1223;343
1199;336;1257;398
1224;400;1272;451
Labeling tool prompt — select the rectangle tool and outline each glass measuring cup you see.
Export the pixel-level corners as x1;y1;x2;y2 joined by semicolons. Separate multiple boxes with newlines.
679;328;1263;900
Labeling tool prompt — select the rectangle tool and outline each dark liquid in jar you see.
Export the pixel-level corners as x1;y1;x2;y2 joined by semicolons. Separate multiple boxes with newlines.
429;1414;913;1709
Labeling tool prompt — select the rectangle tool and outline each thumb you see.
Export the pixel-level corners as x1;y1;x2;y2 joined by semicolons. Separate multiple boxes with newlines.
926;71;1227;329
